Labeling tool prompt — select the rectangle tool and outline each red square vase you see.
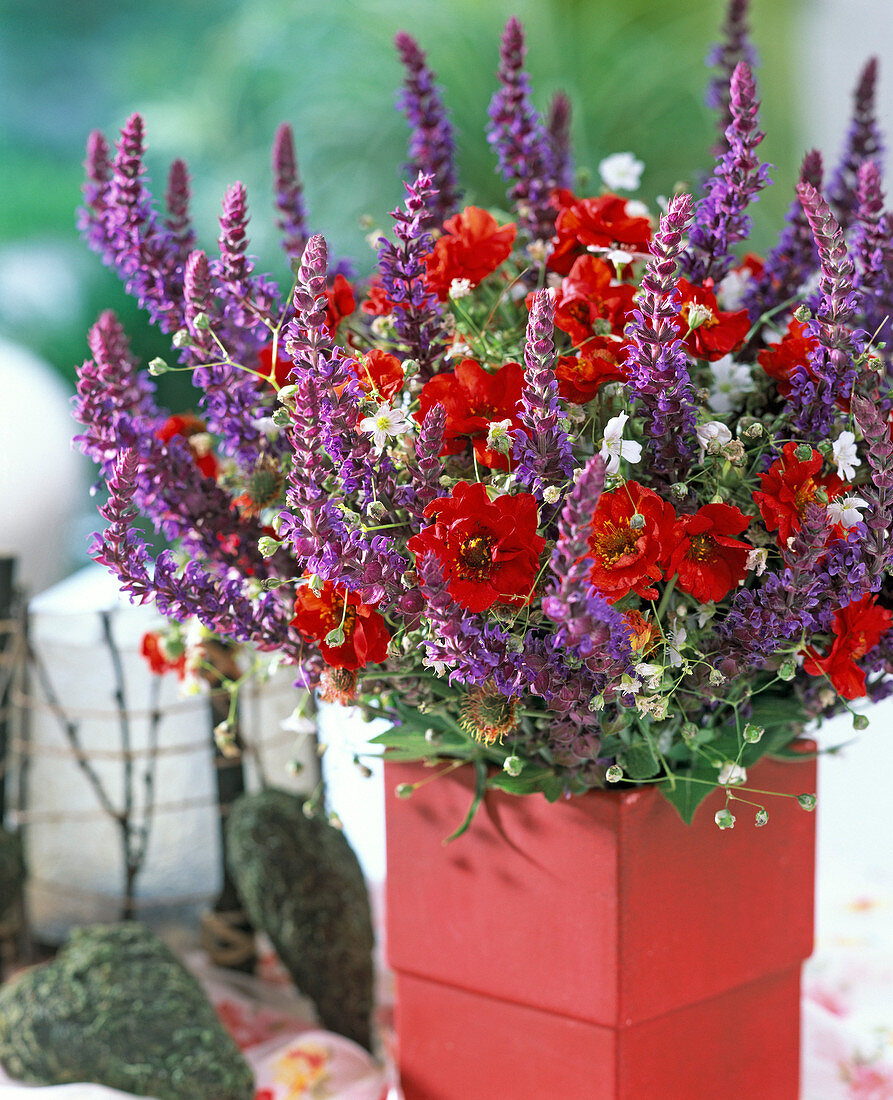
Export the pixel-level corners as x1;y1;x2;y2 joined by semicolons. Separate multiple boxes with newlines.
385;746;816;1100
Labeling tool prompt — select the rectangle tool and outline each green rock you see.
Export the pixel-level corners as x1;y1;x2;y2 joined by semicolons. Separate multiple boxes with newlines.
0;923;254;1100
0;827;24;921
226;788;374;1050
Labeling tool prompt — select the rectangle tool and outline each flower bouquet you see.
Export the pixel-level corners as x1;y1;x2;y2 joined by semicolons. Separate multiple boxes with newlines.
75;4;891;833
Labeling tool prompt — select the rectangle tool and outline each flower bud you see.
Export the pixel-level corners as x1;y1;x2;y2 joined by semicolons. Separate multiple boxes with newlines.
193;311;212;330
629;513;645;530
366;500;387;521
148;357;168;376
709;667;726;686
172;328;192;348
795;443;814;461
272;407;292;426
396;783;415;799
778;659;796;681
670;482;689;501
503;755;523;777
258;536;281;558
797;793;817;811
743;723;764;744
325;626;346;648
755;809;769;827
681;722;699;744
853;713;870;730
793;304;812;323
542;485;562;504
714;808;736;830
605;765;623;783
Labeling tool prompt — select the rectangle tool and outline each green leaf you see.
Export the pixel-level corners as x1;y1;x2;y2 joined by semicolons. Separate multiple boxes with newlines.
659;755;719;825
619;737;660;779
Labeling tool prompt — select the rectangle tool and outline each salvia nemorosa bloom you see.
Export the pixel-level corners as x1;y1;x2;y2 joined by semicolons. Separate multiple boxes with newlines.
745;149;823;323
542;455;632;670
625;192;698;478
705;0;758;155
79;129;113;261
272;122;309;262
164;158;197;268
395;32;460;228
545;91;574;192
852;159;892;344
852;394;893;588
407;403;446;525
512;289;575;501
827;57;884;231
376;171;446;380
787;181;861;436
487;16;557;243
683;62;770;286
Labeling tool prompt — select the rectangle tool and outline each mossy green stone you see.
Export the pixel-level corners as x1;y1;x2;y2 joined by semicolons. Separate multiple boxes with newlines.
226;788;374;1050
0;827;24;920
0;923;254;1100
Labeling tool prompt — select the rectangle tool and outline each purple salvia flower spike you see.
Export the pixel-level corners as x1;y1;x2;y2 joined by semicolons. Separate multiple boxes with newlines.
487;17;557;244
852;394;893;586
786;180;862;435
164;158;196;266
183;250;215;354
624;192;698;478
79;129;114;260
745;149;823;323
395;32;460;228
705;0;758;155
376;171;447;381
407;403;446;525
852;160;892;344
512;289;575;500
272;123;309;261
828;58;884;231
546;91;574;192
683;61;771;285
542;454;633;668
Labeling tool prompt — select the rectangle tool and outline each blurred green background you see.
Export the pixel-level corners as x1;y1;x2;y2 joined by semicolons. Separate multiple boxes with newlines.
1;0;802;401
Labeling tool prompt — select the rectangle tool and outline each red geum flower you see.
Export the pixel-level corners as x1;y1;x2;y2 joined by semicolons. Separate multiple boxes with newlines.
416;358;525;470
360;276;395;316
554;341;628;405
586;481;676;601
548;190;652;276
753;442;845;548
425;206;517;300
407;481;545;612
550;254;637;347
803;594;892;699
665;503;752;603
156;413;218;480
673;279;750;361
290;581;390;671
257;342;294;390
757;318;819;397
325;273;356;331
354;349;404;402
140;631;186;679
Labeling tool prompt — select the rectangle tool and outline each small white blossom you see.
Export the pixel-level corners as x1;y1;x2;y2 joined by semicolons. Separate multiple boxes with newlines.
831;430;861;481
542;485;562;504
707;355;755;414
599;152;644;191
827;494;869;529
635;663;664;692
599;412;642;475
359;403;410;449
605;247;634;267
716;268;753;311
625;199;650;219
448;277;473;300
445;338;473;360
635;694;670;720
695;420;733;462
746;548;768;576
666;625;687;668
718;762;747;786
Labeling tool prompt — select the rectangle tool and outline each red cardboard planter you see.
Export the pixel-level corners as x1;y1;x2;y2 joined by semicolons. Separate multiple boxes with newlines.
385;747;816;1100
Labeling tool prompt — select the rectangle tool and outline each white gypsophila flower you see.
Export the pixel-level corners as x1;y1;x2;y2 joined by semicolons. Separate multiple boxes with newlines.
831;430;861;481
718;762;747;786
635;694;669;720
445;339;473;360
605;247;635;267
746;548;769;575
707;355;755;414
599;152;644;191
827;494;869;529
716;268;752;311
695;420;733;462
359;403;410;449
542;485;562;504
599;411;642;475
448;277;473;300
636;663;663;693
